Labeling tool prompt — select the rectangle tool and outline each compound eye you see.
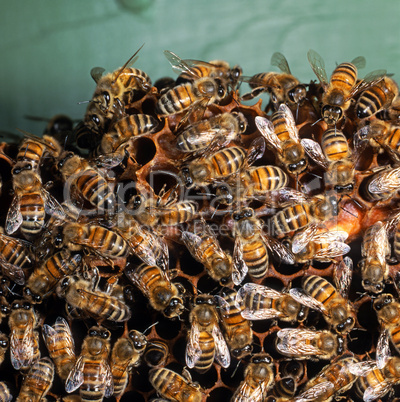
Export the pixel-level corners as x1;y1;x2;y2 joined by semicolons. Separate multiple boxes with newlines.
23;302;31;310
232;212;241;221
92;115;101;125
102;92;111;105
89;329;98;337
217;85;225;97
60;277;70;288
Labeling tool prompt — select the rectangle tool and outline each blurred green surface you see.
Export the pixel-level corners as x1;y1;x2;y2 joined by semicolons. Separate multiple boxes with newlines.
0;0;399;136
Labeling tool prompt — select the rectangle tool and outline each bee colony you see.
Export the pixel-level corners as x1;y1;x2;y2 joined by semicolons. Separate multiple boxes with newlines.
1;46;400;401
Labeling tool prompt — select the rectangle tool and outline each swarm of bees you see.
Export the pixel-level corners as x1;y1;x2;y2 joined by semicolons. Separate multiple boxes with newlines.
2;46;400;402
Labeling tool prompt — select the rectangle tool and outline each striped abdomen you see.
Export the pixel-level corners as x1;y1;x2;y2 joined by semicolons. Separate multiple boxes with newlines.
114;114;158;139
247;165;288;194
86;225;129;259
330;62;358;93
160;201;197;226
116;67;152;92
322;129;350;161
194;331;215;373
355;366;386;399
209;146;247;179
303;275;337;307
156;83;198;116
0;237;31;268
80;358;108;402
75;169;115;212
385;126;400;153
271;109;292;142
269;203;311;236
19;192;45;237
16;140;46;171
242;239;269;279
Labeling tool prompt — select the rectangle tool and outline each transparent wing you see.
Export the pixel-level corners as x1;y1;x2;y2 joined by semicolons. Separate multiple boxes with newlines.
334;256;353;298
271;52;291;74
232;237;249;286
301;138;330;169
348;360;377;376
5;195;23;234
10;325;36;370
307;49;328;86
103;361;114;398
295;381;334;402
279;104;299;142
292;224;319;254
212;324;230;368
314;242;351;261
65;355;85;393
263;233;295;265
90;67;105;83
347;69;387;99
0;259;25;285
42;188;66;220
289;288;327;314
246;137;266;167
351;56;366;70
186;323;201;369
276;328;325;355
376;328;390;369
363;381;392;402
164;50;200;79
255;116;282;152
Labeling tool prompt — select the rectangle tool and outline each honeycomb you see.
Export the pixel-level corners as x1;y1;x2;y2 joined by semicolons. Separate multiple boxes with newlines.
0;50;400;401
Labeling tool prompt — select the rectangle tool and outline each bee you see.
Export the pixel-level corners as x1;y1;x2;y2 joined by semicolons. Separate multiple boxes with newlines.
182;220;233;285
175;111;247;154
276;328;344;360
363;165;400;201
157;51;228;124
24;249;82;303
269;193;339;237
0;229;33;285
6;162;65;239
42;317;76;381
65;326;113;402
0;333;8;366
181;136;265;188
268;376;298;401
241;52;307;108
373;293;400;354
359;221;390;294
290;273;355;334
236;282;308;323
143;339;169;368
290;226;350;263
115;211;169;270
0;382;12;402
8;299;40;370
307;49;385;126
215;287;253;360
255;104;308;175
60;222;130;261
88;45;152;119
186;294;230;373
110;330;147;397
16;357;54;402
149;367;205;402
231;207;295;284
98;113;159;154
295;355;359;402
232;353;275;402
356;75;399;119
125;264;184;319
56;274;131;322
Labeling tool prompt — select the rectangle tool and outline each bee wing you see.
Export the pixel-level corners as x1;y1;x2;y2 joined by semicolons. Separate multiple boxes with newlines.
376;328;391;369
262;233;295;265
255;116;282;152
5;195;23;235
212;324;231;368
164;50;200;80
214;295;231;317
351;56;366;70
276;328;324;355
266;187;309;208
65;355;85;393
232;237;249;286
295;381;335;402
289;288;328;314
182;231;208;262
90;67;106;83
0;259;25;285
10;325;36;370
368;221;390;265
347;69;387;100
313;242;351;261
91;153;125;169
292;224;319;254
333;256;353;298
43;317;75;356
301;138;330;169
353;126;371;153
246;137;266;167
42;188;66;220
368;167;400;193
271;52;291;74
307;49;329;87
102;361;114;398
279;104;299;142
348;360;377;376
186;323;202;369
363;381;393;402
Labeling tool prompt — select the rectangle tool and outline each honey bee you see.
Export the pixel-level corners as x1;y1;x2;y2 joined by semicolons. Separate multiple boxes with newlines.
8;299;40;370
60;222;130;261
110;330;147;397
57;151;121;215
65;326;113;402
6;162;65;239
356;75;399;119
373;293;400;353
125;264;184;319
0;333;8;366
115;211;169;270
24;249;82;303
149;367;205;402
56;274;131;322
255;104;308;175
143;339;169;368
88;45;152;119
269;193;339;237
215;287;253;360
236;283;308;323
276;328;344;361
0;382;12;402
232;353;275;402
295;355;359;402
157;51;228;124
308;49;385;126
290;273;356;334
359;221;390;294
268;376;298;401
175;111;247;155
232;207;295;284
186;294;230;373
363;165;400;201
16;357;54;402
182;220;233;285
181;137;265;188
98;113;159;154
0;229;33;285
42;317;76;381
241;52;307;108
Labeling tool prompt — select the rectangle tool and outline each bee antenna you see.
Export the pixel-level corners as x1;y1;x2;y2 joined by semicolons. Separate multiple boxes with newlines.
77;100;92;105
143;321;158;334
340;205;357;218
112;43;145;85
311;117;322;127
231;360;242;378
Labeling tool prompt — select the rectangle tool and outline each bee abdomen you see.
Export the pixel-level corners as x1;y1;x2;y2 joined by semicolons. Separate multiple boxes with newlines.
242;241;268;279
210;147;247;177
20;193;45;235
194;331;215;373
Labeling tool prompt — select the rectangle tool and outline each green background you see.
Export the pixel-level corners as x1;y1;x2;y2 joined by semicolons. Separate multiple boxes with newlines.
1;0;399;136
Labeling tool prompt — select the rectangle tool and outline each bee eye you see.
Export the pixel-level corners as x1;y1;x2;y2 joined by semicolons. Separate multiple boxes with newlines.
103;92;111;105
218;86;225;97
89;329;98;337
61;277;70;288
12;302;20;310
0;340;8;348
23;302;31;310
102;330;110;339
232;213;241;221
